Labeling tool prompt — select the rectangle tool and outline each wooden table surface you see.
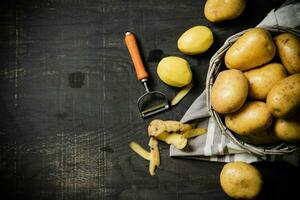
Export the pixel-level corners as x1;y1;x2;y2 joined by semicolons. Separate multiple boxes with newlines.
0;0;299;199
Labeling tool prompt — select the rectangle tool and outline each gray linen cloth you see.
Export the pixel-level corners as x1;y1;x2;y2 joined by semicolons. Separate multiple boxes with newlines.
170;0;300;165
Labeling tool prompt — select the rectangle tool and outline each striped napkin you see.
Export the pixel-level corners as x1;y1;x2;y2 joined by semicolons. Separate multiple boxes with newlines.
170;0;300;166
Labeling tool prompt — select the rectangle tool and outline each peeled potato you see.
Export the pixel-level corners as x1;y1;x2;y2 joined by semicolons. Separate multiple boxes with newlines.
204;0;246;23
157;56;192;87
177;25;213;55
220;162;263;200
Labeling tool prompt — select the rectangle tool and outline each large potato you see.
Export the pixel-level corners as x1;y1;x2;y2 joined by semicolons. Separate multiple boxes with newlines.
266;73;300;118
211;69;248;114
220;162;263;200
225;28;276;71
157;56;192;87
274;115;300;143
177;26;213;55
244;63;287;100
225;101;273;135
274;33;300;74
240;128;281;146
204;0;246;23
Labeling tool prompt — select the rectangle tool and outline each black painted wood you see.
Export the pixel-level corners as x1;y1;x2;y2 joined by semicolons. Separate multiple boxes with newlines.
0;0;299;200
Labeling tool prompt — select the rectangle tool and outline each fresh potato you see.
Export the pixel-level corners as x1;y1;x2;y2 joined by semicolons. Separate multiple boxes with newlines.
244;63;287;100
274;115;300;143
211;69;248;114
157;56;192;87
274;33;300;74
225;28;276;71
204;0;246;23
225;101;273;135
220;162;263;200
177;25;213;55
266;73;300;118
240;128;281;146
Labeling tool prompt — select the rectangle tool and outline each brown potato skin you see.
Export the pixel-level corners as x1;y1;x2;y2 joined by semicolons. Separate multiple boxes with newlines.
240;128;281;146
220;162;263;200
225;28;276;71
225;101;273;135
266;73;300;118
244;63;287;100
204;0;246;23
274;115;300;143
211;69;248;114
274;33;300;74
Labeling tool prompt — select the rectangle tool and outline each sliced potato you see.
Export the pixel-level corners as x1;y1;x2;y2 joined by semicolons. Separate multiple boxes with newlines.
182;128;207;138
156;132;188;149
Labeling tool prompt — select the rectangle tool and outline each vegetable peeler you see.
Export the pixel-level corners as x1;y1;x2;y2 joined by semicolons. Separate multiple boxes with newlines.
125;31;170;118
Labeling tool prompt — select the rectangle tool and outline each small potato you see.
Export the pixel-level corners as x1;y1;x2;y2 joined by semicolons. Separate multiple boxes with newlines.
240;128;281;146
220;162;263;200
244;63;287;100
225;101;273;135
211;69;248;114
157;56;192;87
204;0;246;23
266;73;300;118
177;25;214;55
274;33;300;74
274;115;300;143
225;28;276;71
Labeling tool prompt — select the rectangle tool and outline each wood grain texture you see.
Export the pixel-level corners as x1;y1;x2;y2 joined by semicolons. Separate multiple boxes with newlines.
0;0;299;200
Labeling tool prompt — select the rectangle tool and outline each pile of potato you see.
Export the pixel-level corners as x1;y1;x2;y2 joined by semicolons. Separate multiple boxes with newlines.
211;28;300;145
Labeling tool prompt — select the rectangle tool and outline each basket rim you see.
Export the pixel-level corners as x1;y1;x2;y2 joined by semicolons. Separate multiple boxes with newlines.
206;26;300;157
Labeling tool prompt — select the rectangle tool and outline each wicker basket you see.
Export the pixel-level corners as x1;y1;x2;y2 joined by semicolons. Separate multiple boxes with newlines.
206;26;300;156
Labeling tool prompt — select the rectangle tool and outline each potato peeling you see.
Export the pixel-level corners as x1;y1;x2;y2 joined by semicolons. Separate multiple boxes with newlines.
129;141;150;160
129;119;207;176
171;82;193;106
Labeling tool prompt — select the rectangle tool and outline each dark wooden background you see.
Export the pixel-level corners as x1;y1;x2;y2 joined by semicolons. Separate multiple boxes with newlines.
0;0;299;199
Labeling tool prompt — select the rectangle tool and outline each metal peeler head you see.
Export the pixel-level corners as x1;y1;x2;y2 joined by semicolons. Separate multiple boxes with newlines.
137;91;170;118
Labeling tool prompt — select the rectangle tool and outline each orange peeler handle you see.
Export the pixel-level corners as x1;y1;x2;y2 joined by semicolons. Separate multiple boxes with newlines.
125;32;148;81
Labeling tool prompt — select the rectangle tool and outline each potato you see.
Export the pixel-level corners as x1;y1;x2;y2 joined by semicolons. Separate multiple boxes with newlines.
220;162;263;200
211;69;248;114
266;73;300;118
177;25;213;55
204;0;246;23
240;128;281;146
225;28;276;71
274;115;300;143
157;56;192;87
225;101;273;135
274;33;300;74
244;63;287;100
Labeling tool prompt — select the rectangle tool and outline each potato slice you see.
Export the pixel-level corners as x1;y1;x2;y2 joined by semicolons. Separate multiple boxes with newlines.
156;132;187;149
129;141;150;160
171;82;193;106
148;137;160;176
182;128;207;138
